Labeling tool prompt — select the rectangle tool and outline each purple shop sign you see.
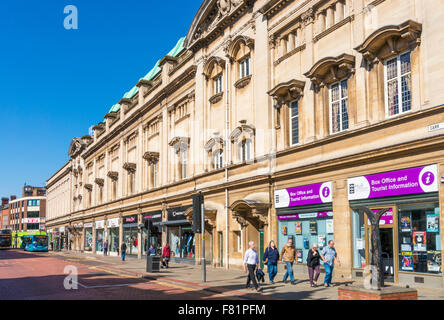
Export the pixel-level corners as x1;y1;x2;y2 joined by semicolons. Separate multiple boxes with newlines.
278;211;333;220
368;208;394;225
348;165;438;201
274;181;332;209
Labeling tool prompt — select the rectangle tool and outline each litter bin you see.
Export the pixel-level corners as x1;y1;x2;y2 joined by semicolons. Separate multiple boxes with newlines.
146;255;161;273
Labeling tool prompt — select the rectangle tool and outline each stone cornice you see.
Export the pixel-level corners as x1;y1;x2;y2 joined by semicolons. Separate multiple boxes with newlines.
268;79;305;105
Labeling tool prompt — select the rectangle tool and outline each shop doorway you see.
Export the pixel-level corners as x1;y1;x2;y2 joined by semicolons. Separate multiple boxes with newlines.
380;228;395;282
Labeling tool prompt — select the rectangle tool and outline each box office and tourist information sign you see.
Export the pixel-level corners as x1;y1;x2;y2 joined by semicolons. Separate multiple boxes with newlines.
348;164;438;200
274;182;333;209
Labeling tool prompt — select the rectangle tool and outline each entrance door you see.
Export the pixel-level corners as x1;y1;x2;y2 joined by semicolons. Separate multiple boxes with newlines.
380;228;395;282
218;232;223;267
366;206;396;283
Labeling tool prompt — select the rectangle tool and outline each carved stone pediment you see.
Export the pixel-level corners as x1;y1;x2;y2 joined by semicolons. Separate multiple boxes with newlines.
84;184;93;191
169;136;190;153
68;138;87;158
304;54;355;88
230;199;270;228
268;79;306;106
203;56;226;79
229;121;255;142
94;178;104;187
143;151;160;164
123;162;136;173
107;171;119;181
185;0;252;51
354;20;422;66
204;136;225;152
185;207;217;230
104;112;117;120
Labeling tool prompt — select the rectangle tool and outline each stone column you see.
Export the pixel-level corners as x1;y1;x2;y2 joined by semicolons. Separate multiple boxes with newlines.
332;179;352;280
335;1;344;23
317;12;326;34
288;32;296;52
326;6;334;29
279;37;287;58
118;140;124;199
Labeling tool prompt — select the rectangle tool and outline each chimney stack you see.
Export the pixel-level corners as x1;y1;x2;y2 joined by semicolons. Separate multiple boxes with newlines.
1;198;8;206
10;195;16;201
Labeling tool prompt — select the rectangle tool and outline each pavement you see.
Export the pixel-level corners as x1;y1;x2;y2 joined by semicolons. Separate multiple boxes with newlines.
2;249;444;300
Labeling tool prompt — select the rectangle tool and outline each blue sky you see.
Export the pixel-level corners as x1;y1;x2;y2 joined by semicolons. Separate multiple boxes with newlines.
0;0;201;197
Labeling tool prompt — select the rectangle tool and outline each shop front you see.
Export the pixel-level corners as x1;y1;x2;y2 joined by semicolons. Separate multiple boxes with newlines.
275;181;333;274
123;215;139;256
84;222;93;252
107;218;120;256
95;220;105;254
165;206;195;263
349;164;442;288
142;211;162;255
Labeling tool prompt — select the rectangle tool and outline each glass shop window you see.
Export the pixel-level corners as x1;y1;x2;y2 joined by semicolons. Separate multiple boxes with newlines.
398;203;441;274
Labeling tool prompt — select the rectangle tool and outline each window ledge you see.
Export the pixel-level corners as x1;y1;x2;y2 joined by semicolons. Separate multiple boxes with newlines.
234;75;252;89
209;92;224;104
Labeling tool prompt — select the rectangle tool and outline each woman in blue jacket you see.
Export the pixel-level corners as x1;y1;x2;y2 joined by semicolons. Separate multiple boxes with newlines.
263;240;280;284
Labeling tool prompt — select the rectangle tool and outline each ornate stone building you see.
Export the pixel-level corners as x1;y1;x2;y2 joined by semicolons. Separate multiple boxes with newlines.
46;0;444;288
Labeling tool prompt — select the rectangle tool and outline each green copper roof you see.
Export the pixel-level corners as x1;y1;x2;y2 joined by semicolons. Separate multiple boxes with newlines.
141;37;186;82
142;60;161;82
109;104;121;113
102;37;186;124
123;86;139;99
166;37;185;58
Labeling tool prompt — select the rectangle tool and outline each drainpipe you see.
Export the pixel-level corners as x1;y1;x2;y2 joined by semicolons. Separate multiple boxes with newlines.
225;56;231;270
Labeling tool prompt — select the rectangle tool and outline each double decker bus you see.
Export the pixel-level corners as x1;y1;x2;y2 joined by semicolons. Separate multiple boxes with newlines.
22;235;49;252
0;229;12;249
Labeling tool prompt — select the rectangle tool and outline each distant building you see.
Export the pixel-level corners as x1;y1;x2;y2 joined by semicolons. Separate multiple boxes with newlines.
9;186;46;236
1;198;10;229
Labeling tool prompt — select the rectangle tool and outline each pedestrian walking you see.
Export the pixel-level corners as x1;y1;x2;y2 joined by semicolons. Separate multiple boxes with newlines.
280;238;297;285
320;240;341;287
243;241;263;292
307;243;321;287
263;240;279;284
103;240;108;256
120;242;127;261
161;243;171;268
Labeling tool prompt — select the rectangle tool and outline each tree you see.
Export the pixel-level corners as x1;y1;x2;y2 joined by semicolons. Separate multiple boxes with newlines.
357;206;390;289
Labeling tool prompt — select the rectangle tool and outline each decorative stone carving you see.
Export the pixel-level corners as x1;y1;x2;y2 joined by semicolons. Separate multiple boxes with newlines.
169;136;190;153
230;121;255;142
94;178;104;187
268;79;306;106
107;171;119;181
209;92;224;104
123;162;136;173
143;151;160;165
354;20;422;67
304;54;355;88
234;75;252;89
68;138;87;158
84;184;93;191
301;7;315;26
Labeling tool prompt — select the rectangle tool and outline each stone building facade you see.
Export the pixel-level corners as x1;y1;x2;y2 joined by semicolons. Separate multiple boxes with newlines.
46;0;444;288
